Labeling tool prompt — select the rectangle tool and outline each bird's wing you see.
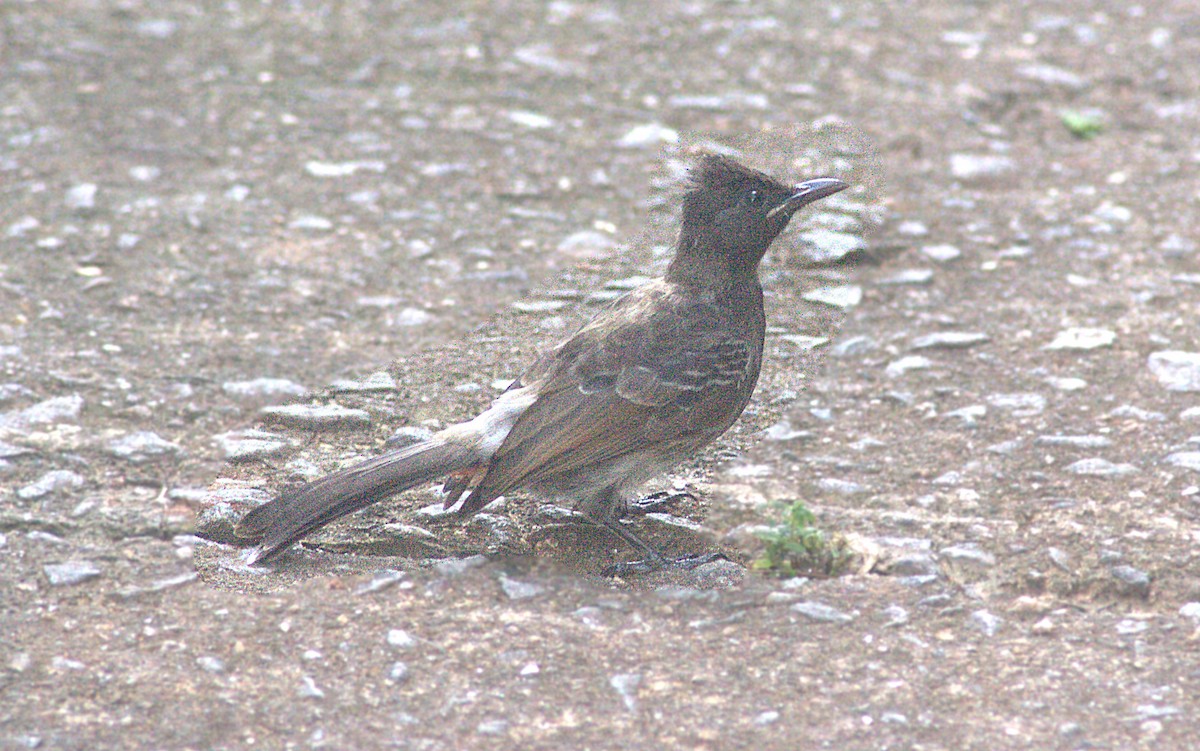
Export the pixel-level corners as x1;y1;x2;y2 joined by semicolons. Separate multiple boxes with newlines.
459;283;761;511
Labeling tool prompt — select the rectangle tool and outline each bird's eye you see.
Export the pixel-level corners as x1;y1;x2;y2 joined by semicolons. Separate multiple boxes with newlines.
745;189;761;205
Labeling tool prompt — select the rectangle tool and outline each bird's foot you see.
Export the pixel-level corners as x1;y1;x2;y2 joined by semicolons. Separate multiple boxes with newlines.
622;490;697;517
601;551;728;577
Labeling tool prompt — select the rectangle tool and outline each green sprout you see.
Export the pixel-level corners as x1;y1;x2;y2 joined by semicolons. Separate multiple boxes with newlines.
752;500;851;577
1060;110;1103;139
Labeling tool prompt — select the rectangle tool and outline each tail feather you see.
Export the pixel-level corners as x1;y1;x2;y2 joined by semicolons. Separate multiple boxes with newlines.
236;438;478;564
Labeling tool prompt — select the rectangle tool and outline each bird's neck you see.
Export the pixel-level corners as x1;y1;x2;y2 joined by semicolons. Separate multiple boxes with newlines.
664;234;762;293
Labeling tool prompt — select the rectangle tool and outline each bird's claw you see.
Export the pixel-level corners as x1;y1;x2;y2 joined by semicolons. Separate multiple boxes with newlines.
601;551;728;577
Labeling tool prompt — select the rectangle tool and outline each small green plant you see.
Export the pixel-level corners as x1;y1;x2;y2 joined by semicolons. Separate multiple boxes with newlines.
752;500;851;577
1060;110;1103;139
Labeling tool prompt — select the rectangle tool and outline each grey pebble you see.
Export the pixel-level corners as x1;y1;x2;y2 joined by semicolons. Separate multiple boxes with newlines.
616;122;678;148
802;285;862;309
950;154;1014;181
329;371;397;393
879;268;934;286
753;710;780;726
969;609;1003;636
222;378;307;400
108;431;182;463
987;393;1046;416
556;230;616;259
1017;63;1087;89
387;629;418;649
791;601;855;624
388;308;434;327
986;439;1023;455
355;569;406;595
797;229;868;265
911;331;990;350
297;675;325;699
214;429;294;462
818;478;866;495
882;604;910;626
888;553;939;578
289;215;333;231
135;18;178;38
667;92;769;111
832;335;876;357
511;300;568;313
886;356;932;377
17;470;84;500
686;559;745;589
1110;565;1151;598
64;183;98;210
44;560;102;586
388;661;411;683
945;405;987;428
109;572;198;600
0;394;84;430
260;403;371;429
939;544;996;569
1148;351;1200;392
1035;435;1112;449
499;575;545;600
1179;602;1200;623
196;656;226;674
1165;452;1200;472
609;673;642;712
763;419;811;442
434;555;489;578
1043;327;1115;351
388;426;435;447
476;719;509;736
1108;404;1166;422
1047;547;1073;572
1065;458;1139;477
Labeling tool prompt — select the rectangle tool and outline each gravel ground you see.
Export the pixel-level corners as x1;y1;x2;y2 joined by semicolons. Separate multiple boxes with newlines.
2;1;1199;749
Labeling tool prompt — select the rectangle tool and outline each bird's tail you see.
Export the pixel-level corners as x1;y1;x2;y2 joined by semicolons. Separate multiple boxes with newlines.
235;438;478;564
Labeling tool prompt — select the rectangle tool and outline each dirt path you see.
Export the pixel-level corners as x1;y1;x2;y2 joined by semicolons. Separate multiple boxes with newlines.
2;1;1198;749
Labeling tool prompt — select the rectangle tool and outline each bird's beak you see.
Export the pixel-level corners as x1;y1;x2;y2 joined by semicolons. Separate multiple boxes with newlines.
766;177;849;219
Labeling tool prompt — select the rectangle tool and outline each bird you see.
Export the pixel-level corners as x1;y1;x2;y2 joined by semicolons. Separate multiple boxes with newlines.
235;154;848;569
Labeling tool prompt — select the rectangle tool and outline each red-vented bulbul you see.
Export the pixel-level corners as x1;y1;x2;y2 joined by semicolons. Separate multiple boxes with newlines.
236;155;848;568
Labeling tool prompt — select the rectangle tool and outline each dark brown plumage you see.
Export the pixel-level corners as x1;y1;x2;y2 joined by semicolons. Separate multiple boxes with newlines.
236;155;848;568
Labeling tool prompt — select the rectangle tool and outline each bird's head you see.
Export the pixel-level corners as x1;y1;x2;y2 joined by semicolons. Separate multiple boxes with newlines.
671;154;847;286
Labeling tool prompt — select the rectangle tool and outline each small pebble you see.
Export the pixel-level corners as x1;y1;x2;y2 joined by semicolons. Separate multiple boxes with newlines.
911;332;989;350
222;378;307;400
1110;565;1151;598
886;356;932;377
610;673;642;712
65;183;98;210
1065;458;1139;477
1148;351;1200;392
969;609;1003;636
386;629;417;649
499;575;545;600
791;601;854;624
17;470;84;500
802;285;862;309
260;403;371;429
616;123;678;148
108;431;182;463
1044;327;1116;351
44;561;102;586
949;154;1013;180
796;230;867;264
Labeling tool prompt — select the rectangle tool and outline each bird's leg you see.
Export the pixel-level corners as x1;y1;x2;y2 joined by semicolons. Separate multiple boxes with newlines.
590;497;726;576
